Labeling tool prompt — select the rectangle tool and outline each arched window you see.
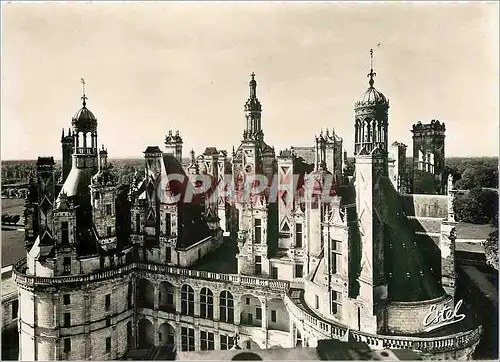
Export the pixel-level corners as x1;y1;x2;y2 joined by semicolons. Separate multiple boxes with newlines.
355;119;361;143
200;288;213;319
219;291;234;323
181;285;194;316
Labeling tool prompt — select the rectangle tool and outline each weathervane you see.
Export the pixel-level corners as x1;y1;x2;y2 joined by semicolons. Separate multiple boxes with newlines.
81;78;87;107
367;49;376;87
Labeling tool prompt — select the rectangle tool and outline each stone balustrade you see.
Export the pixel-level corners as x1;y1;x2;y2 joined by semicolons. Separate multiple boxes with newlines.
14;258;482;356
13;259;289;292
283;292;483;354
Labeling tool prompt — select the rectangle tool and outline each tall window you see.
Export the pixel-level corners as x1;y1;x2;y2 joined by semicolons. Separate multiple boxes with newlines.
295;223;303;247
331;291;341;315
63;338;71;353
256;307;262;320
63;257;71;275
127;322;132;347
295;264;303;278
11;300;18;319
255;256;262;275
107;226;112;237
136;214;141;234
181;327;195;351
181;285;194;316
165;213;171;236
200;331;214;351
105;294;111;311
271;266;278;279
165;247;171;263
106;337;111;353
271;310;277;323
200;288;213;319
296;329;302;347
106;204;112;215
315;295;319;309
63;294;70;305
64;313;71;327
61;222;69;244
331;242;341;274
254;218;262;243
220;335;235;350
219;291;234;323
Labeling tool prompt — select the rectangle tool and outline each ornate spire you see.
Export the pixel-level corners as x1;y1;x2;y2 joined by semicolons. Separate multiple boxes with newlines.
367;49;377;88
249;72;257;98
81;78;87;107
190;149;195;163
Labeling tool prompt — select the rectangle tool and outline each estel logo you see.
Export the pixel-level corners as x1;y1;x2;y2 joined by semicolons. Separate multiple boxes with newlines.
423;299;466;332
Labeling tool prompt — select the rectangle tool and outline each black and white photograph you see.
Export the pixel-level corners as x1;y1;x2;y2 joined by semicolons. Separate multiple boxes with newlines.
1;1;498;361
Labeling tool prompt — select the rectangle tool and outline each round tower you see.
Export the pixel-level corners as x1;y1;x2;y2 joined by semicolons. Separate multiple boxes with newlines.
243;72;263;141
16;85;134;361
354;49;390;161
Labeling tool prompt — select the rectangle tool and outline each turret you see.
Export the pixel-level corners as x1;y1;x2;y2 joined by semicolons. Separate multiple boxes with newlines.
243;72;263;141
165;130;183;164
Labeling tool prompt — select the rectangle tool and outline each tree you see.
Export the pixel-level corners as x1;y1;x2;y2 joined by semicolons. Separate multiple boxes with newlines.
484;211;499;271
413;170;438;195
454;188;498;224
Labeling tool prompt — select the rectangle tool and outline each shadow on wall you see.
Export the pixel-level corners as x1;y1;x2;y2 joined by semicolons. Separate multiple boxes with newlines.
338;185;361;299
232;352;263;360
379;177;445;302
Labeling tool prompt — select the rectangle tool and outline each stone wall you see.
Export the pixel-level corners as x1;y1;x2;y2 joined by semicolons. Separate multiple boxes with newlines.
401;194;448;219
18;276;132;360
386;295;452;334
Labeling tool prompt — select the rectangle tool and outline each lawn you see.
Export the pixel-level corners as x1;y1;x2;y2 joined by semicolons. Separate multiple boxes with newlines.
1;198;26;267
1;198;25;219
1;229;25;267
456;222;494;240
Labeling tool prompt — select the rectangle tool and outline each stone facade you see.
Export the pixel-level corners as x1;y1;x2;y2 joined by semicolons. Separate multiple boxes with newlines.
14;67;481;361
411;120;446;194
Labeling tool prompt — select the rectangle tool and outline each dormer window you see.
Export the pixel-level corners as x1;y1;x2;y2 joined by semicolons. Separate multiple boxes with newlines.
61;222;69;244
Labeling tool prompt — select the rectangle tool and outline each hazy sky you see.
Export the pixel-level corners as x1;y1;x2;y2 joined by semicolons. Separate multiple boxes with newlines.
2;2;498;160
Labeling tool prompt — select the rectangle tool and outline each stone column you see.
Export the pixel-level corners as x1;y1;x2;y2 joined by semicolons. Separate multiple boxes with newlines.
261;298;268;348
194;324;201;351
153;282;160;346
83;290;92;358
261;299;268;330
176;323;182;352
234;300;241;325
213;294;220;321
154;282;160;310
130;279;137;349
289;319;295;348
194;290;200;318
175;286;181;314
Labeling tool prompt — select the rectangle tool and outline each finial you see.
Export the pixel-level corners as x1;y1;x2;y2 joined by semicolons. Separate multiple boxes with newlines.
251;72;255;80
80;78;87;107
367;49;376;88
62;128;65;138
190;149;195;162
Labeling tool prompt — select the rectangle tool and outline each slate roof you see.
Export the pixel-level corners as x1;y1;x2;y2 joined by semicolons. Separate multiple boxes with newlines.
378;177;445;302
